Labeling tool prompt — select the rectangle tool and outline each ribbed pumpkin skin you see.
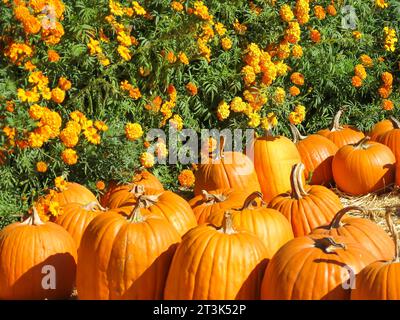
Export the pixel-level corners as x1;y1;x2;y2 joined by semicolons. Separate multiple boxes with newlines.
369;119;394;141
55;182;98;207
351;261;400;300
77;211;180;300
317;125;365;148
378;129;400;163
194;152;261;197
188;189;247;224
269;185;343;237
0;221;77;299
164;224;269;300
295;134;338;186
208;206;294;257
261;235;376;300
332;141;396;195
250;136;301;202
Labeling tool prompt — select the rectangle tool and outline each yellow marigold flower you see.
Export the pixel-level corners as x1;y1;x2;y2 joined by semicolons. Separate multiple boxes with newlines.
326;4;337;16
40;87;52;100
88;38;102;55
60;127;79;148
117;31;132;47
24;61;36;71
242;65;256;86
186;82;198;96
378;86;391;98
28;104;44;120
109;0;124;16
221;37;232;51
17;88;40;103
273;87;286;104
155;141;168;159
58;77;72;91
214;22;227;36
275;61;289;76
292;44;303;58
118;45;132;61
36;161;48;173
261;62;277;86
217;101;230;120
178;169;195;188
39;109;62;138
295;0;310;25
382;72;393;86
48;50;60;62
351;75;363;88
169;114;183;131
248;112;261;128
360;54;373;67
140;152;155;168
353;31;362;40
132;1;146;15
354;64;367;80
197;38;211;62
233;19;247;34
61;148;78;165
171;1;183;11
375;0;388;9
120;80;132;91
54;176;68;191
230;97;247;113
125;123;143;141
310;29;321;43
289;85;301;96
28;132;44;148
382;99;394;111
314;5;326;20
192;1;211;20
285;21;301;44
280;4;294;22
289;105;306;125
178;52;189;65
290;72;305;86
261;113;278;131
276;40;291;60
51;87;66;104
3;126;16;139
94;120;108;132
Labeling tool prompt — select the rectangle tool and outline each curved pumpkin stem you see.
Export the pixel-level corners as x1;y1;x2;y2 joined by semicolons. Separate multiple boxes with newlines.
22;207;45;226
291;163;308;199
385;211;399;262
330;109;344;132
290;124;307;144
328;206;366;229
221;211;236;234
128;200;145;223
389;116;400;129
202;190;227;203
83;201;106;212
353;136;371;149
314;237;347;254
238;191;265;210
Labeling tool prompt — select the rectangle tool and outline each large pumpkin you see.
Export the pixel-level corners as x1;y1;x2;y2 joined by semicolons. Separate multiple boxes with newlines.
351;212;400;300
268;163;343;237
368;117;398;141
76;199;180;299
0;208;77;299
317;110;365;148
261;234;376;300
290;124;338;186
164;212;269;300
250;132;301;202
194;137;261;197
207;192;294;256
332;137;396;195
378;116;400;163
54;182;98;207
312;206;395;261
188;188;247;224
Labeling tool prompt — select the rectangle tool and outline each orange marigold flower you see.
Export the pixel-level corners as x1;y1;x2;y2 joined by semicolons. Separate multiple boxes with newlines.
314;5;326;20
290;72;305;86
96;180;106;190
279;4;294;22
378;86;391;98
381;72;393;86
221;37;232;51
48;50;60;62
186;82;198;96
360;54;373;67
326;4;337;16
61;148;78;165
292;44;303;58
125;123;143;141
289;85;301;96
382;99;394;111
5;100;15;112
166;51;177;63
351;76;363;88
24;61;36;71
36;161;48;173
354;64;367;80
178;169;195;188
51;87;66;104
353;31;362;40
178;52;189;65
171;1;184;11
310;29;321;43
58;77;72;91
29;104;44;120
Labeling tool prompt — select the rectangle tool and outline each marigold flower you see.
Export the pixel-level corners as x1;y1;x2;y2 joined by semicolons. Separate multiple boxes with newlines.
382;99;394;111
171;1;183;11
375;0;388;9
326;4;337;16
118;45;132;61
48;50;60;62
51;87;65;104
217;101;230;120
295;0;310;25
261;112;278;131
285;22;301;44
383;27;397;52
378;86;391;98
360;54;373;67
192;1;211;20
354;64;367;80
292;44;303;58
221;37;232;51
289;86;301;96
242;65;256;86
28;132;44;148
129;87;141;100
54;176;68;191
381;72;393;86
353;31;362;40
248;112;261;128
186;82;198;96
166;51;177;63
24;61;36;71
178;169;195;188
351;76;363;88
61;148;78;165
94;120;108;132
280;4;294;22
58;77;72;91
273;87;286;104
290;72;305;86
5;101;15;112
36;161;48;173
96;181;106;190
314;5;326;20
169;114;183;131
230;97;247;113
310;29;321;43
140;152;155;168
178;52;189;65
214;22;227;36
125;123;143;141
233;19;247;34
132;1;147;15
155;141;168;159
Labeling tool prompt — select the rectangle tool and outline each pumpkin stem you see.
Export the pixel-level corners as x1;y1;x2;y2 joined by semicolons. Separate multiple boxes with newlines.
315;237;347;254
129;184;146;197
289;124;307;144
290;163;308;199
389;116;400;129
83;201;106;212
202;190;227;204
330;109;344;132
22;207;45;226
353;136;371;149
263;129;273;137
238;191;265;210
328;206;366;229
385;211;400;262
128;200;145;223
221;211;236;234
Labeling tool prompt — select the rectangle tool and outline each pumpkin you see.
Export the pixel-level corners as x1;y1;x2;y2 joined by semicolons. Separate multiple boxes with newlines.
188;188;247;224
164;212;269;299
0;208;77;299
207;192;294;256
261;235;376;300
250;132;302;202
268;163;343;237
397;161;400;188
102;169;164;209
378;116;400;163
76;199;180;299
194;137;261;198
290;124;338;186
351;212;400;300
368;117;398;141
317;109;365;148
54;182;98;207
312;206;395;261
54;201;107;249
332;137;396;195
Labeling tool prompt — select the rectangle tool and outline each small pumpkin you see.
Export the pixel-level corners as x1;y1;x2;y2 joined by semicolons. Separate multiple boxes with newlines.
351;212;400;300
207;192;294;256
188;188;247;224
250;131;302;202
268;163;343;237
0;208;77;299
317;109;365;148
312;206;395;261
290;124;338;186
164;212;269;300
261;235;376;300
194;137;261;198
368;117;398;141
378;116;400;163
77;199;180;300
332;137;396;195
54;182;98;207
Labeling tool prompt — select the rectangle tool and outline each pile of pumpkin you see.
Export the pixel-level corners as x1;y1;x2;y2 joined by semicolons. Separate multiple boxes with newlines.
1;110;400;300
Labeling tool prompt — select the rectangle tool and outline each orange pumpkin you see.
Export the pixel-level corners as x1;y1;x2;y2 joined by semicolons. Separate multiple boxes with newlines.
164;212;269;299
317;110;365;148
188;188;247;224
368;117;397;141
0;208;77;299
290;124;338;186
76;200;180;299
397;161;400;187
250;132;301;202
54;182;98;207
268;163;343;237
194;137;261;197
261;235;376;300
312;206;395;261
351;212;400;300
207;192;294;256
378;116;400;163
332;137;396;195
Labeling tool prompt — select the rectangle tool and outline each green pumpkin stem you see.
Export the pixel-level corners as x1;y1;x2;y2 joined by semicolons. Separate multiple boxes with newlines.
328;206;366;229
385;211;400;262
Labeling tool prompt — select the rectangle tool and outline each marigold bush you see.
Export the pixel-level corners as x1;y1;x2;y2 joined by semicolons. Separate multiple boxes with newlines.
0;0;400;226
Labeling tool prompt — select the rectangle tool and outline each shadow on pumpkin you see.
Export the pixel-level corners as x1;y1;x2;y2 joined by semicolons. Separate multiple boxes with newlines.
235;258;269;300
